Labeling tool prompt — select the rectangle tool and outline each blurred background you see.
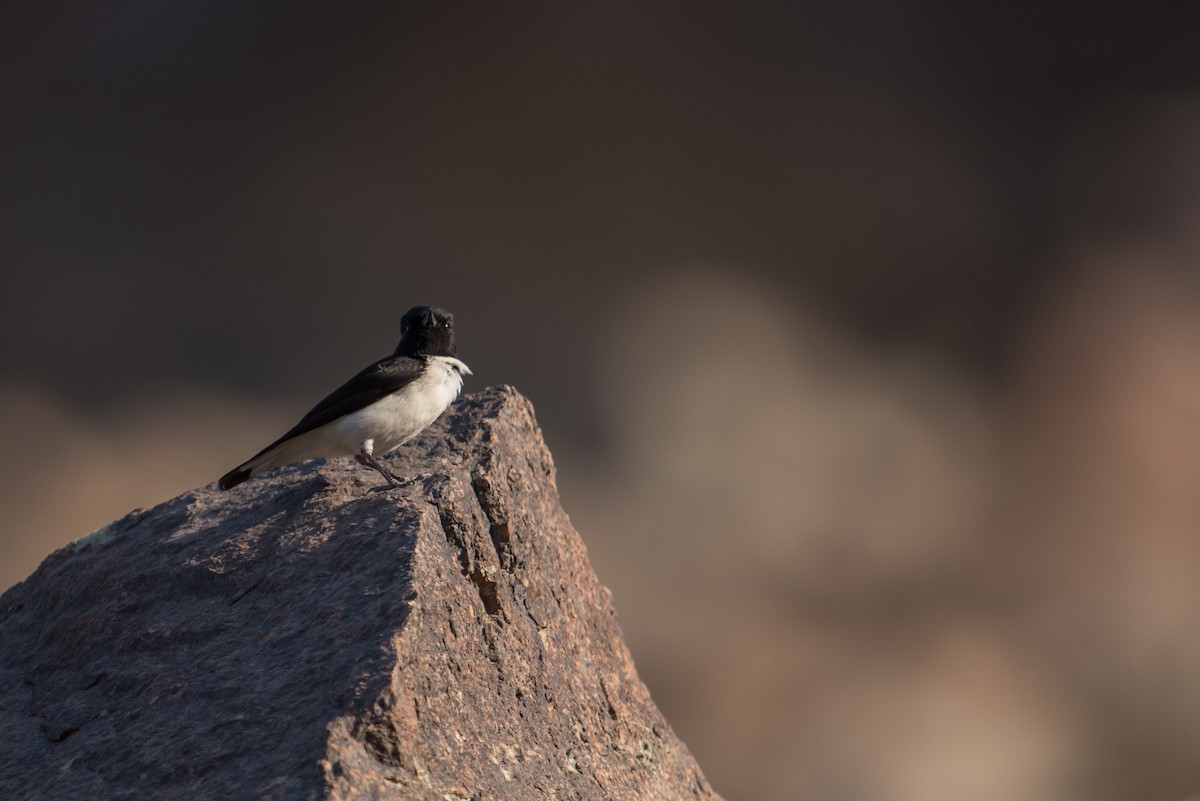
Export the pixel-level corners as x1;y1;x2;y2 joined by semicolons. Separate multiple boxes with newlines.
4;2;1200;798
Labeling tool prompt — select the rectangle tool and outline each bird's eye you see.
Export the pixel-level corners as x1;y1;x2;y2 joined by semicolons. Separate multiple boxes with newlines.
442;320;450;328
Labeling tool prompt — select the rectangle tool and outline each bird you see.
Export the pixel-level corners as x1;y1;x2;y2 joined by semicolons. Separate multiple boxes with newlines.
217;305;471;490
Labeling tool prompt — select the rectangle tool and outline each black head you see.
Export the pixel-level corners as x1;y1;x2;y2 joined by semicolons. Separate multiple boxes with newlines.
396;305;457;357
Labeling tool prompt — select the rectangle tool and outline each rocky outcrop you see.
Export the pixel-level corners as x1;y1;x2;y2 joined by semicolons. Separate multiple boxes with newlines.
0;386;719;801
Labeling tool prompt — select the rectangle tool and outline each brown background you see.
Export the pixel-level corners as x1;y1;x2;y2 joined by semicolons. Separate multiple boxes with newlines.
4;3;1200;799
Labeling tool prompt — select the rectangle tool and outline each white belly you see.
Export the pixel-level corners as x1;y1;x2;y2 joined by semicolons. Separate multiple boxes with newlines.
330;355;469;453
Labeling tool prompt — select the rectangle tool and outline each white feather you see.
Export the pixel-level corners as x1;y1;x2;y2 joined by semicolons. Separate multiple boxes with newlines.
247;356;471;475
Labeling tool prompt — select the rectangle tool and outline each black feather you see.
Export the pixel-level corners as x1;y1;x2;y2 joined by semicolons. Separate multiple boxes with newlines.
217;466;252;491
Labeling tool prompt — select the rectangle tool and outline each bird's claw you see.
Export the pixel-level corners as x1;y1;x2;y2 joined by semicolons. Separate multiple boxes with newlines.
365;467;433;491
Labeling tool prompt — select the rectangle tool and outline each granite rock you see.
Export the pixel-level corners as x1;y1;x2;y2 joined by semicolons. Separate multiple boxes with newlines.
0;386;720;801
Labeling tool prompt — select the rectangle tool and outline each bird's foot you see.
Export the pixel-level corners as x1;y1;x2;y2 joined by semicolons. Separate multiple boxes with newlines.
356;451;406;489
370;471;432;491
369;472;432;492
397;471;433;486
357;453;432;491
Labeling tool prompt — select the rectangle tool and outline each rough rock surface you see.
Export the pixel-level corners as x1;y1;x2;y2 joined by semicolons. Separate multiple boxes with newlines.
0;386;720;801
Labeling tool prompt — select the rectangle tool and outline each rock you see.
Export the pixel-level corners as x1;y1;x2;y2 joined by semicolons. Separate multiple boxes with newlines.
0;386;720;801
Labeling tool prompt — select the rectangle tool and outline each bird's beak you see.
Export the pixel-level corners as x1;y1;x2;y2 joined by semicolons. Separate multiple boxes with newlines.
423;308;435;327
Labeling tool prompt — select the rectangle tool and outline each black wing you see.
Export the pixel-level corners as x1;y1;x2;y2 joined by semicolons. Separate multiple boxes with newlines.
246;354;425;460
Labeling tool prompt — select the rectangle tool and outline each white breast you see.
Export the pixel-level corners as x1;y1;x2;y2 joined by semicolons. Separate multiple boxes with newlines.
329;355;471;454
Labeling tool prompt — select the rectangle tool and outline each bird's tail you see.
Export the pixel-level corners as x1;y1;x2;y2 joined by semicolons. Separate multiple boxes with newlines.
217;464;253;490
216;430;329;490
216;445;281;490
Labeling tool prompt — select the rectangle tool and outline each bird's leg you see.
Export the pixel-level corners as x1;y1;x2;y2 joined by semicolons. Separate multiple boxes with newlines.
355;439;402;488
